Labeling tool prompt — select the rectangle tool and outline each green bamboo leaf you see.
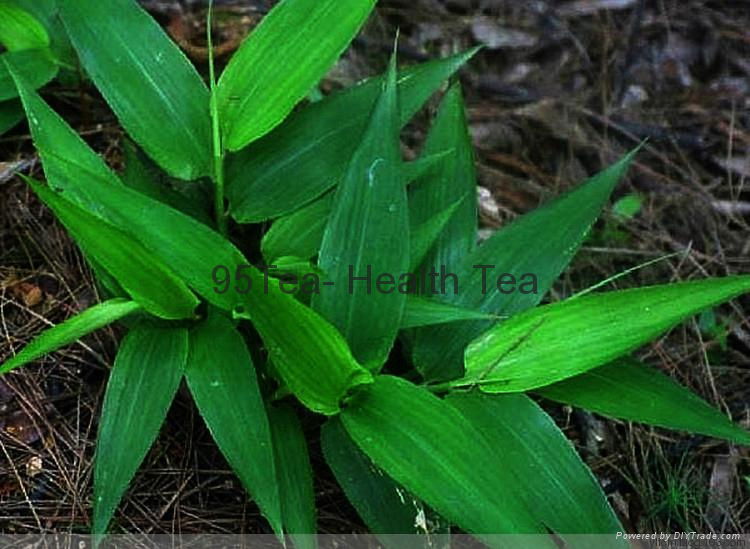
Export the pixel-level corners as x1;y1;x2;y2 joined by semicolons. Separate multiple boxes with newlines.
0;99;24;134
401;297;494;330
409;81;477;279
413;151;637;382
26;178;199;319
261;154;450;265
120;140;213;225
457;276;750;393
267;404;316;547
185;313;282;534
0;299;140;375
408;198;464;273
94;323;187;534
226;49;478;223
312;54;407;371
59;0;212;180
0;1;49;51
261;193;333;264
535;357;750;445
446;392;624;543
322;417;448;543
0;49;58;100
217;0;376;151
13;69;370;415
340;376;551;539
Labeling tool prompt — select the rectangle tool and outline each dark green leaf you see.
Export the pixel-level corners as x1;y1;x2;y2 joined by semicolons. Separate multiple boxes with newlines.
408;198;464;273
401;296;494;330
261;154;450;265
60;0;212;179
217;0;376;150
312;54;407;371
186;313;282;534
458;276;750;392
0;49;58;100
120;140;213;225
0;2;49;50
322;417;448;543
447;392;624;541
226;49;478;223
261;193;334;264
94;323;187;534
409;81;477;278
341;376;551;538
412;151;637;382
0;99;24;134
267;404;316;546
535;357;750;445
0;299;140;375
26;177;199;319
14;71;371;415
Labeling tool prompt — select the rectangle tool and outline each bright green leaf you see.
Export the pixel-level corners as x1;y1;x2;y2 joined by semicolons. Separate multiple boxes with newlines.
341;376;551;539
0;299;140;375
313;54;407;371
401;296;494;330
26;178;199;319
217;0;376;150
185;313;282;534
322;417;448;544
447;392;624;542
535;357;750;445
412;150;637;382
226;49;478;223
0;2;50;50
94;322;187;534
59;0;212;180
13;64;370;415
458;276;750;392
267;404;316;547
0;49;58;100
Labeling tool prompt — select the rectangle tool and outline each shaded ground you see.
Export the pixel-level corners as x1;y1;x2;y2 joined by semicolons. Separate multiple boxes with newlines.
1;0;749;535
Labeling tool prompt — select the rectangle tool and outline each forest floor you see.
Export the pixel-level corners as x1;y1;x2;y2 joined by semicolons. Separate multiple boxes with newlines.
1;0;749;536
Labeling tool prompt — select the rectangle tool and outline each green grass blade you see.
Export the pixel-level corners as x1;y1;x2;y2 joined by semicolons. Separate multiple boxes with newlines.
185;313;282;534
401;296;494;330
341;376;552;540
12;68;370;414
26;178;199;319
322;417;448;544
535;357;750;445
59;0;212;180
93;323;188;534
0;49;57;100
447;392;624;543
0;299;140;375
0;2;49;50
267;404;316;547
217;0;376;151
413;151;637;382
458;276;750;392
226;49;478;223
312;53;407;371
